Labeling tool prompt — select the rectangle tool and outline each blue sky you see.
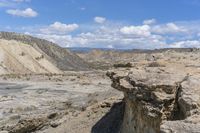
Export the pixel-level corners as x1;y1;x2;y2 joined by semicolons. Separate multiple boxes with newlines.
1;0;200;49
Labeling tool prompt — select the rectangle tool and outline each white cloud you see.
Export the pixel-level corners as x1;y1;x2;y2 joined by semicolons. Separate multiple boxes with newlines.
0;0;14;7
0;0;30;7
50;22;79;32
152;22;187;34
143;19;156;25
35;34;73;47
20;19;200;49
80;7;86;11
120;25;151;37
40;22;79;34
94;16;106;24
23;21;167;49
12;0;31;2
169;40;200;48
6;8;38;17
29;22;165;49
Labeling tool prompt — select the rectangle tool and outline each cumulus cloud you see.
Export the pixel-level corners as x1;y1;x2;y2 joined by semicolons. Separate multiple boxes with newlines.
40;22;79;34
169;40;200;48
30;22;165;49
152;23;187;34
22;19;200;49
94;16;106;24
143;19;156;25
35;34;73;47
6;8;38;17
120;25;151;37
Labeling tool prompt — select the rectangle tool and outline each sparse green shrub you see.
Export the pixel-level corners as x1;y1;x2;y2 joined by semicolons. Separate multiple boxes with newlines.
114;62;132;68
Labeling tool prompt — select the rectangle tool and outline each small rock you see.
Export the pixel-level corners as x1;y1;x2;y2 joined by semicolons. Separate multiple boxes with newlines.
100;102;111;108
48;112;58;119
9;114;21;120
50;121;60;128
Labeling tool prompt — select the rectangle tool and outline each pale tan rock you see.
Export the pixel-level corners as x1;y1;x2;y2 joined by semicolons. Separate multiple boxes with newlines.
107;65;200;133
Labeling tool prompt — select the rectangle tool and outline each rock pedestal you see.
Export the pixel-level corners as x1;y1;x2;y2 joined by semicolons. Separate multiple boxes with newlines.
107;66;200;133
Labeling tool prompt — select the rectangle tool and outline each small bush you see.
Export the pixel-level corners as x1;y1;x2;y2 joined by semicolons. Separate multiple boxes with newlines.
20;52;25;56
35;55;44;60
114;62;132;68
147;62;165;67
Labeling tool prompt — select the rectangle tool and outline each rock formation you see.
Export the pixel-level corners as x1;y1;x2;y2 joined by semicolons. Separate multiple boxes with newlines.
107;62;200;133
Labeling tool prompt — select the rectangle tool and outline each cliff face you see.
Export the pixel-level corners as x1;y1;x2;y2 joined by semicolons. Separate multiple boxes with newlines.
107;63;200;133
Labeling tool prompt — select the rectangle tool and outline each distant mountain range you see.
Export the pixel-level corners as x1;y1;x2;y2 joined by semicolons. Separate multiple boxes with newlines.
68;47;116;53
69;47;197;53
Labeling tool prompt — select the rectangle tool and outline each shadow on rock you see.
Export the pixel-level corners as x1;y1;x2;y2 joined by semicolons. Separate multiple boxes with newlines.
92;101;125;133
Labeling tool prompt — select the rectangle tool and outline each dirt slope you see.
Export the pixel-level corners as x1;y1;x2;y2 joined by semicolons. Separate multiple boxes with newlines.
0;39;62;74
0;32;91;72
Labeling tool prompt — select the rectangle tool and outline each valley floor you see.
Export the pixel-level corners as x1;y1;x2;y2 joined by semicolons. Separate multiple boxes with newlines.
0;71;123;133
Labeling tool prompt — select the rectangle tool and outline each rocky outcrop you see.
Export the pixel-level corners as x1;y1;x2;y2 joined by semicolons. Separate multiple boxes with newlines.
107;65;200;133
0;117;47;133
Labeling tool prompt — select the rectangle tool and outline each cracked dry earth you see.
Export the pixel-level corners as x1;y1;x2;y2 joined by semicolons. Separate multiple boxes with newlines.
107;57;200;133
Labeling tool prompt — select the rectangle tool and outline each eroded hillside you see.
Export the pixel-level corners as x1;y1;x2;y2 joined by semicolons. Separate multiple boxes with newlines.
0;32;90;74
77;48;198;69
0;39;62;74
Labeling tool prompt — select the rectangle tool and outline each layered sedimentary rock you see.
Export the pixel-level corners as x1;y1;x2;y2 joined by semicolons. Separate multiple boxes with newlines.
107;63;200;133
